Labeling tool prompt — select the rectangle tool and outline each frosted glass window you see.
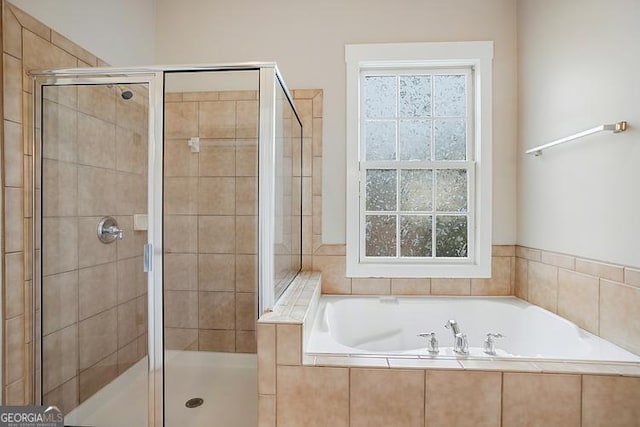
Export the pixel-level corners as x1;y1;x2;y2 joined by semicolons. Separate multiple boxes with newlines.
433;75;466;117
400;169;432;211
399;120;430;161
399;75;431;117
436;215;468;257
365;121;396;160
364;76;396;118
436;169;467;212
434;119;466;160
366;169;397;211
366;215;396;257
400;215;432;257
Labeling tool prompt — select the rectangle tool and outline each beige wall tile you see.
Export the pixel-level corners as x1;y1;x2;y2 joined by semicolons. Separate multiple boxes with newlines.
236;177;257;215
516;246;541;262
77;216;116;268
78;85;115;122
312;255;351;294
236;292;256;331
117;297;145;347
51;30;96;64
116;172;146;215
502;373;581;427
541;251;575;270
4;8;22;58
557;269;599;334
77;113;116;168
43;377;78;414
426;371;501;427
11;5;50;40
492;245;515;256
236;100;258;138
42;217;77;275
5;379;25;405
527;261;558;312
391;278;431;295
624;267;640;288
351;278;391;295
165;139;199;176
164;328;198;351
198;291;235;329
116;256;146;303
257;324;276;394
115;216;146;260
235;143;257;176
164;291;198;329
472;256;512;295
42;159;77;217
582;375;640;427
180;91;217;102
219;90;257;101
78;263;117;320
78;308;117;370
198;254;235;291
198;329;235;352
236;330;256;353
42;101;78;162
5;187;24;253
117;339;140;374
351;368;424;427
42;324;77;393
236;254;257;293
77;166;117;216
515;257;528;300
575;258;624;282
115;95;146;133
42;271;78;335
116;127;146;174
199;101;235;138
276;324;301;366
164;177;198;215
258;394;276;427
199;177;235;215
5;252;25;319
198;216;236;253
312;118;322;156
164;254;198;291
600;280;640;354
4;53;22;123
236;215;257;254
4;120;24;187
164;215;197;253
5;315;25;386
23;27;76;75
78;353;118;403
277;366;349;427
199;145;235;176
165;101;197;138
431;278;471;295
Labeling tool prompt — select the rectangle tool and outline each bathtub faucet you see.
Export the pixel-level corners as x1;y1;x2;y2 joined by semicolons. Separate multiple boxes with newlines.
445;319;469;355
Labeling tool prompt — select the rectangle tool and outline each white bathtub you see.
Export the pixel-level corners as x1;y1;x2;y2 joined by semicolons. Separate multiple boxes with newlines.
306;296;640;363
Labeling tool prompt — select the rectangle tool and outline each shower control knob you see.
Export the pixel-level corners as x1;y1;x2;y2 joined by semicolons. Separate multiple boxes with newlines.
97;216;124;243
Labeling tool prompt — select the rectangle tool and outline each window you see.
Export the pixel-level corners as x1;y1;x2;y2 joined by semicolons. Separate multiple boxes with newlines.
346;42;493;278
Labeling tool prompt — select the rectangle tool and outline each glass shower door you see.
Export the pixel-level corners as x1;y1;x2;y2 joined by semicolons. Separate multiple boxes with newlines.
36;79;157;426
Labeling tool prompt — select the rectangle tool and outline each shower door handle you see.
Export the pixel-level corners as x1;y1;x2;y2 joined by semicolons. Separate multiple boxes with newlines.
144;243;153;272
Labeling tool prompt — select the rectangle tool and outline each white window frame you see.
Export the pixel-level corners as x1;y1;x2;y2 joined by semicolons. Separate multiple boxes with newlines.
345;41;493;278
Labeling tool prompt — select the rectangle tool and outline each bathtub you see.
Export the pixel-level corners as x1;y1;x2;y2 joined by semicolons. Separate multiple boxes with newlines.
306;296;640;363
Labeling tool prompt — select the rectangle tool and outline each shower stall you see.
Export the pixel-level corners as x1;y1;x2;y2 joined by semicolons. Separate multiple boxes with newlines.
30;64;302;426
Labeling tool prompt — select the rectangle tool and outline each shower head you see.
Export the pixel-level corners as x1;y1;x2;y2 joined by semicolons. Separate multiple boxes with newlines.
120;89;133;100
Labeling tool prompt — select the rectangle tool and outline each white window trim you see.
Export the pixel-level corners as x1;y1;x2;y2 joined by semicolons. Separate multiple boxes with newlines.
345;41;493;278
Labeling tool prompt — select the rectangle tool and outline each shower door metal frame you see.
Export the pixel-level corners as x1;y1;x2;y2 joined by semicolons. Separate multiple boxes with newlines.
30;63;301;426
31;72;165;426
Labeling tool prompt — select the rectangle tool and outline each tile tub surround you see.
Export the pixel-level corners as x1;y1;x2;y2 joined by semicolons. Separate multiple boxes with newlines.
258;273;640;427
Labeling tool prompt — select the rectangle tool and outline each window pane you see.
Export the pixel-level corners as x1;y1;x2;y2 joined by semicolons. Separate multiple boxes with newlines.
436;169;467;212
364;76;396;118
366;169;397;211
433;75;466;117
434;118;466;160
399;75;431;117
436;215;468;257
400;169;432;211
366;215;397;257
399;120;430;161
365;120;396;160
400;215;432;257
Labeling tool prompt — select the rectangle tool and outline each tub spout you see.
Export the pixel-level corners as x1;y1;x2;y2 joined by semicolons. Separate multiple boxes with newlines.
445;319;468;355
444;319;461;336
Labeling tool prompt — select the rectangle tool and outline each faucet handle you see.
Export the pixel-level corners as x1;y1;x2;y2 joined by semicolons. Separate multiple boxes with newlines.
483;333;505;355
417;331;439;355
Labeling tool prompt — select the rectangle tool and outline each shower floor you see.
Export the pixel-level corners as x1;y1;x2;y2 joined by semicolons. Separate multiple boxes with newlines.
65;350;257;427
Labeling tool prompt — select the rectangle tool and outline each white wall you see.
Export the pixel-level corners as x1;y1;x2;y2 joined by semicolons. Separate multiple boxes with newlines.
517;0;640;267
9;0;156;65
155;0;518;244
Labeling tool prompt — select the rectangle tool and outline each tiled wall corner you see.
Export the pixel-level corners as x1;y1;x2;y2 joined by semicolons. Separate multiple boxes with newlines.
515;245;640;358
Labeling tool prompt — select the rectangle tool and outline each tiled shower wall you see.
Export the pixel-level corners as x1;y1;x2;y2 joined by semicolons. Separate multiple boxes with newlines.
163;90;259;353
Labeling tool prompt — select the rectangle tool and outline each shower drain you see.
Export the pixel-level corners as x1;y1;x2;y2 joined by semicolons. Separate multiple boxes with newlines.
185;397;204;408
